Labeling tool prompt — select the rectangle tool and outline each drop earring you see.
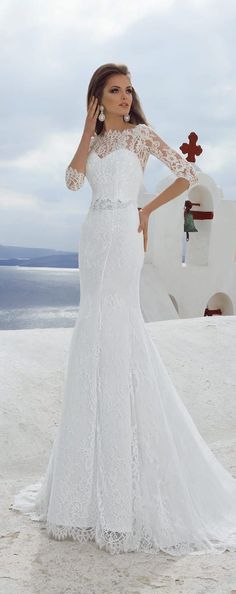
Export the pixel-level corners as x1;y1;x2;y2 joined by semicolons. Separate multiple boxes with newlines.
98;105;105;122
123;113;130;122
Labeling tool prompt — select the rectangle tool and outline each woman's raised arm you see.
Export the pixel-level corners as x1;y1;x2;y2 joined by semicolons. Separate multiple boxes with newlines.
65;96;100;191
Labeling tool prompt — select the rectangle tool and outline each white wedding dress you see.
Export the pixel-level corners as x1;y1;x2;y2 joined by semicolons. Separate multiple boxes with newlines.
12;124;236;556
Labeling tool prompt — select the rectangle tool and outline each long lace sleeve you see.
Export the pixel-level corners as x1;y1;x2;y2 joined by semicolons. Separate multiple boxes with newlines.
65;136;95;191
143;125;198;188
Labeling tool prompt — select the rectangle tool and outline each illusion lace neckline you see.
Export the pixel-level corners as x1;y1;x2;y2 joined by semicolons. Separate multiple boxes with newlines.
98;124;142;138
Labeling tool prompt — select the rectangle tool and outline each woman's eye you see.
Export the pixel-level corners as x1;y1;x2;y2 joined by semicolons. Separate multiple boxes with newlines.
110;88;132;93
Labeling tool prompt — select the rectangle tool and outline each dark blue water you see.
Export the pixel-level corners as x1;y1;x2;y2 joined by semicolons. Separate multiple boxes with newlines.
0;266;80;330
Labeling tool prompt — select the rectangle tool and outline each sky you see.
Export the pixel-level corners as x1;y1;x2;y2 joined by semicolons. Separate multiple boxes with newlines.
0;0;235;251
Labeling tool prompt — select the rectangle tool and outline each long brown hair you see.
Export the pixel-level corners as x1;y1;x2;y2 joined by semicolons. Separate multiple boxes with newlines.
86;63;149;135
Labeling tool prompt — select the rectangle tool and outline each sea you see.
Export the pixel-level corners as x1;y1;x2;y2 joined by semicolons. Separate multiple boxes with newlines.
0;266;80;330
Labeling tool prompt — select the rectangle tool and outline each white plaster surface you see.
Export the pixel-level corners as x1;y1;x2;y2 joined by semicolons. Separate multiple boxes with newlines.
1;316;236;594
139;173;236;321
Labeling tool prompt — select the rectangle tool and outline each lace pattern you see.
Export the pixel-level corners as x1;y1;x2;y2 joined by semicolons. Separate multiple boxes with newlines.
11;122;236;558
90;198;135;210
143;126;199;187
65;124;198;192
45;524;234;556
65;166;85;190
12;296;236;557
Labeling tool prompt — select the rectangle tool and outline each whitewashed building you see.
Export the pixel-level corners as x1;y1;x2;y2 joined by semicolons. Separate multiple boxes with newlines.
139;168;236;321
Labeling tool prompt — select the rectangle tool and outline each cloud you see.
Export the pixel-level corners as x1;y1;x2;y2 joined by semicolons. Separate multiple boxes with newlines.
0;131;79;174
0;0;176;39
0;188;40;211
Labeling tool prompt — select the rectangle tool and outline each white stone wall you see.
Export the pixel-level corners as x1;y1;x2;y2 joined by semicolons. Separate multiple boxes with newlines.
139;171;236;321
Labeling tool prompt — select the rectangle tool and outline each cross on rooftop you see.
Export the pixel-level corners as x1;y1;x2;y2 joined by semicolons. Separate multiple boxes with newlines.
179;132;203;163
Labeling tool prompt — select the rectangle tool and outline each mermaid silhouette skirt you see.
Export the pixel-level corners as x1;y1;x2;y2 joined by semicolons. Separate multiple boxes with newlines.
12;201;236;556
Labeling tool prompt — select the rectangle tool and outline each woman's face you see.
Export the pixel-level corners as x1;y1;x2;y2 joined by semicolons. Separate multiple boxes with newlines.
100;74;133;118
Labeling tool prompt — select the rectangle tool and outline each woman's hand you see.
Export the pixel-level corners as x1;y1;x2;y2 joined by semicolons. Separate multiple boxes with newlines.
138;208;149;252
83;96;100;137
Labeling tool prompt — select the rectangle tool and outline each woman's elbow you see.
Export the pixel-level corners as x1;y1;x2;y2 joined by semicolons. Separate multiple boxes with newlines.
175;177;190;192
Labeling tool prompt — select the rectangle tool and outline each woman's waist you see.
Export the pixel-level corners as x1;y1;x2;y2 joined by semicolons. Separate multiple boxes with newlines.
89;194;137;211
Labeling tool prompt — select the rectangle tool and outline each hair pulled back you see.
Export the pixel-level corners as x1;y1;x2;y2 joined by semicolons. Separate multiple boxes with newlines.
87;63;149;135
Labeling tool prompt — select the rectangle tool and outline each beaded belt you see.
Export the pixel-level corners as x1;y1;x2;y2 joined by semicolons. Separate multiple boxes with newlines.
90;198;135;210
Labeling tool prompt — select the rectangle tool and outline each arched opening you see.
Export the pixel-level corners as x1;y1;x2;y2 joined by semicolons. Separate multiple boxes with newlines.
169;294;179;313
184;185;213;267
204;292;234;316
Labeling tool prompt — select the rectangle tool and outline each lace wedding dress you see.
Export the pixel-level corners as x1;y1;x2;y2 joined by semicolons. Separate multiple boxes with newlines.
12;124;236;556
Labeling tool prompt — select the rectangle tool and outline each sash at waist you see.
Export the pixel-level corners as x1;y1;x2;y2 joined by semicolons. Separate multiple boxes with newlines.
90;197;136;210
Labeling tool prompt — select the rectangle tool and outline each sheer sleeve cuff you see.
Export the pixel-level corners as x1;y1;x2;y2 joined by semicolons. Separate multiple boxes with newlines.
65;166;85;191
175;165;199;189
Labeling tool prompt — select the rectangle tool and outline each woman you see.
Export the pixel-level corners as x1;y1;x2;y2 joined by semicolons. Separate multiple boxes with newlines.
12;63;236;556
